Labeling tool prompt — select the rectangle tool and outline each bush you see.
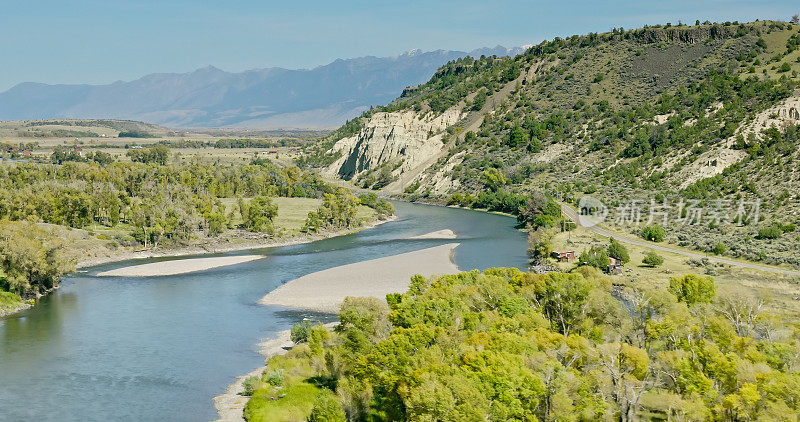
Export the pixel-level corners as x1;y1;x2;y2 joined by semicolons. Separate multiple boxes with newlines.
291;320;312;343
265;369;285;386
242;376;261;396
642;251;664;267
641;225;666;242
712;242;727;255
308;393;346;422
757;224;783;239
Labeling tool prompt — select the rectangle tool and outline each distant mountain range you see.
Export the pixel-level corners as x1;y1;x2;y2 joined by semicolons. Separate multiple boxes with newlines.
0;46;523;128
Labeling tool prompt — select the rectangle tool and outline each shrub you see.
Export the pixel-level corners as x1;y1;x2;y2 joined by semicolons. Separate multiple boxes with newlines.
265;369;285;386
242;376;261;396
712;242;727;255
308;393;346;422
757;224;783;239
642;251;664;267
641;225;666;242
291;320;312;343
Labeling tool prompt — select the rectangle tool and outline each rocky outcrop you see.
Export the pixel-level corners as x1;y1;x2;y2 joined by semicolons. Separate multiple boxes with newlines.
630;24;745;44
738;96;800;141
322;109;463;190
675;95;800;188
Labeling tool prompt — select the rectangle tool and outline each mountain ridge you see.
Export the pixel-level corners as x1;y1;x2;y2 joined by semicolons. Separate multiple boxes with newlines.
0;46;522;129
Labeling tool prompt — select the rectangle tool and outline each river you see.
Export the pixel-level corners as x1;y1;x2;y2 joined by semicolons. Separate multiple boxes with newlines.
0;202;527;421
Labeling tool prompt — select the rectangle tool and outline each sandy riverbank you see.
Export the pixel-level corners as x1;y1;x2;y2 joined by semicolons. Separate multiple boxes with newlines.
77;215;397;269
213;322;337;421
260;243;460;313
213;329;294;421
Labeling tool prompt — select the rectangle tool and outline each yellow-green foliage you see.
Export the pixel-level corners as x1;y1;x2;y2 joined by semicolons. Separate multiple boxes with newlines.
243;346;326;422
247;268;800;421
0;290;24;313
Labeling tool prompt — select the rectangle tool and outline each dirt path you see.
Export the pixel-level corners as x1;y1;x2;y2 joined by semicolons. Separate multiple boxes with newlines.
561;203;800;277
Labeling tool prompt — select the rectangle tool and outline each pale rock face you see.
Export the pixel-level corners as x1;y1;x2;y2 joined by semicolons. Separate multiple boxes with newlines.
738;96;800;142
426;151;465;194
675;95;800;188
323;109;463;191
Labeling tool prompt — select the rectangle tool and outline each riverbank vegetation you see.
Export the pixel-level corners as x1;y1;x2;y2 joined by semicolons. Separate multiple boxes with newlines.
0;150;392;314
244;268;800;421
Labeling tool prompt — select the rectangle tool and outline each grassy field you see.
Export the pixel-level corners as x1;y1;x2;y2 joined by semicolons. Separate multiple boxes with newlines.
0;119;317;166
550;226;800;319
0;291;26;315
220;197;377;238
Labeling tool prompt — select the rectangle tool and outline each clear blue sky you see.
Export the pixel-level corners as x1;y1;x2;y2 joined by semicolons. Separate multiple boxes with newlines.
0;0;795;91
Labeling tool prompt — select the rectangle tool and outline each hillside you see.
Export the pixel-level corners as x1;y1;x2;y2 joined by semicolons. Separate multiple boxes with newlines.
0;119;177;140
314;20;800;269
0;47;521;129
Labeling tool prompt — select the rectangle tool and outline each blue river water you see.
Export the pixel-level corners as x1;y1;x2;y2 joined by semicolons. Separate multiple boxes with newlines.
0;202;527;421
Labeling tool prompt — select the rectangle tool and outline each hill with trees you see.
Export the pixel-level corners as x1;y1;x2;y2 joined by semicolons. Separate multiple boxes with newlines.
309;19;800;270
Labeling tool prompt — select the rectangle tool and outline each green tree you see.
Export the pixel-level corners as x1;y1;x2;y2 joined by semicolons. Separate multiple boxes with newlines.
642;251;664;267
668;274;716;305
580;246;611;269
641;225;667;242
608;239;630;264
507;125;529;148
243;195;278;234
290;320;312;343
536;272;592;335
481;168;507;191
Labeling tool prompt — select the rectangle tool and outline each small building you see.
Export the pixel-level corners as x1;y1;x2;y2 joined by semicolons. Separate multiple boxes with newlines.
552;250;576;262
268;149;279;154
607;257;624;275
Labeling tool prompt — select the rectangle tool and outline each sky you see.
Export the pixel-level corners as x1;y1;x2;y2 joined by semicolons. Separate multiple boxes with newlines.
0;0;796;91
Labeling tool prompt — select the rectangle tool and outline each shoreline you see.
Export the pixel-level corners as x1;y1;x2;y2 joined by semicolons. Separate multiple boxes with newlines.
212;329;295;422
0;215;396;320
213;322;338;421
76;215;397;269
215;236;461;420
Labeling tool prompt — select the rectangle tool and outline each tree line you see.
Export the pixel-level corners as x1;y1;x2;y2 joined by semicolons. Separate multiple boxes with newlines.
245;267;800;421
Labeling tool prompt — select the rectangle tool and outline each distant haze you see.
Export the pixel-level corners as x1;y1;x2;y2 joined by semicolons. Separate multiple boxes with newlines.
0;46;522;129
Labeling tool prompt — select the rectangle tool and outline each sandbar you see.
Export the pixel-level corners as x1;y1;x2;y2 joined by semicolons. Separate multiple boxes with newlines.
96;255;265;277
408;229;457;239
260;243;460;313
